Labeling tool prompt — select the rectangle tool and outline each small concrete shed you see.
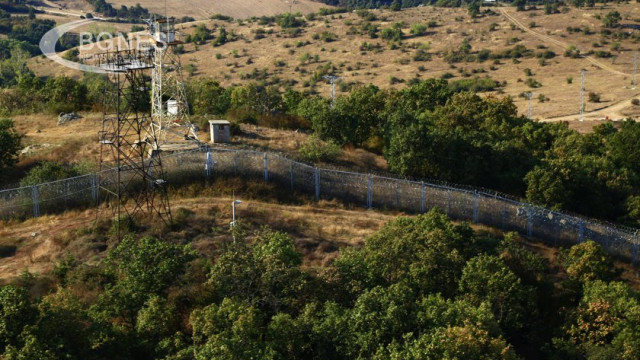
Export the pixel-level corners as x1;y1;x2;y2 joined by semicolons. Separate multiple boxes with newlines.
209;120;231;144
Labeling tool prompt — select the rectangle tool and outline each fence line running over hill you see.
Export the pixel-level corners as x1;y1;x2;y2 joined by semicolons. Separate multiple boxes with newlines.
1;148;639;263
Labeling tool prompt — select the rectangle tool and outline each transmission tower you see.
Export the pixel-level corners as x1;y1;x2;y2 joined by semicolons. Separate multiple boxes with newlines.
324;75;340;109
94;48;172;235
147;17;201;150
580;69;586;122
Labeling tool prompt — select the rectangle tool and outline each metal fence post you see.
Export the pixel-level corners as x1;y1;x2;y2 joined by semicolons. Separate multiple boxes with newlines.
233;150;238;175
367;175;373;209
314;168;320;200
420;181;425;213
446;190;451;215
578;221;584;243
289;162;294;191
263;152;269;182
526;207;533;238
91;173;98;204
634;231;638;265
32;185;40;218
205;150;213;178
472;191;479;223
501;203;507;230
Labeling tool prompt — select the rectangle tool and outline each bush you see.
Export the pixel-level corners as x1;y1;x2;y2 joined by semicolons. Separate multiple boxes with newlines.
298;135;342;163
632;98;640;106
588;92;601;103
0;118;22;174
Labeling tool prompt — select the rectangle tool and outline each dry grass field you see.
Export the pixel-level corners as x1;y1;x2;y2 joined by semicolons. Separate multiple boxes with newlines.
53;0;328;19
29;3;640;122
0;190;398;280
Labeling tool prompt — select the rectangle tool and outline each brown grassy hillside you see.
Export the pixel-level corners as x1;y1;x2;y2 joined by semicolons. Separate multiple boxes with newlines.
29;4;640;122
53;0;329;19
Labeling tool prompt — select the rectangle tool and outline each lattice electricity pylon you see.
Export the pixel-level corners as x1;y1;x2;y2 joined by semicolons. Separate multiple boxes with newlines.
94;48;172;232
147;17;201;149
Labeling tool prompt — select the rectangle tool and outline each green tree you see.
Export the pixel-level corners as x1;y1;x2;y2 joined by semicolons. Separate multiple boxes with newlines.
0;118;21;175
459;254;536;332
333;210;471;300
382;324;519;360
468;1;480;18
213;26;228;46
20;161;82;187
390;0;401;11
0;286;36;353
603;10;621;28
94;236;196;327
208;229;309;315
562;240;617;283
42;76;88;114
188;79;231;115
190;298;266;360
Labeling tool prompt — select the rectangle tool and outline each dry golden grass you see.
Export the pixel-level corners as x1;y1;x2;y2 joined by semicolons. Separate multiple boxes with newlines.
54;0;328;20
0;187;398;280
29;3;640;122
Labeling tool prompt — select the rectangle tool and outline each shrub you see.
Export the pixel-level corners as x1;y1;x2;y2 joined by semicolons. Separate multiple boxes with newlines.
298;135;342;163
588;92;601;103
632;98;640;106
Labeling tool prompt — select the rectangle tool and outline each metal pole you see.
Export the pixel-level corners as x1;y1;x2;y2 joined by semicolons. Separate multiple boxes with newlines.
314;167;320;200
263;152;268;182
289;162;294;191
526;208;533;238
580;69;586;122
324;75;340;109
234;150;238;175
632;52;638;88
367;175;372;209
578;220;584;243
473;191;479;223
32;185;39;218
205;150;213;178
525;92;534;119
91;173;98;204
420;181;425;213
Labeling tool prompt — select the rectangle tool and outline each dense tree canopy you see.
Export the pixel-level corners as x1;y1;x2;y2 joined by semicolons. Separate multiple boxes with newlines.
1;210;637;359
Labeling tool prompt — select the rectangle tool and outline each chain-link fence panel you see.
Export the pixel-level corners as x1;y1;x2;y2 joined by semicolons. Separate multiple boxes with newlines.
163;151;206;184
445;189;475;222
235;151;264;179
291;162;316;195
0;186;33;220
2;148;640;263
266;154;294;189
36;175;95;215
319;169;368;206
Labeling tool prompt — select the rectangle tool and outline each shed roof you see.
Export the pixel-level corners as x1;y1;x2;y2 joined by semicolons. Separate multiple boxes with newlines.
209;120;231;125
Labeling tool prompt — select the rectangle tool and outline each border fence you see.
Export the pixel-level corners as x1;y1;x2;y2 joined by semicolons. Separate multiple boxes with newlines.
1;148;639;263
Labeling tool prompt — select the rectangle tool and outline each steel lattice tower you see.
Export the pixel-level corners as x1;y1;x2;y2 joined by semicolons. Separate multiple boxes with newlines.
95;49;172;233
147;17;200;149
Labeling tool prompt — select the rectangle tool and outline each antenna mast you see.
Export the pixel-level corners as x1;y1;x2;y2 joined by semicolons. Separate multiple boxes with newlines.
580;69;586;122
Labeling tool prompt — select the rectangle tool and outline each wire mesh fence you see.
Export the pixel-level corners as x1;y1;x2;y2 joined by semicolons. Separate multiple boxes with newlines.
1;148;638;263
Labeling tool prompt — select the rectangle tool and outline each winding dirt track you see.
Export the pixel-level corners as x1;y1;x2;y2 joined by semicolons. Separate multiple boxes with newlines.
499;7;629;77
498;7;640;122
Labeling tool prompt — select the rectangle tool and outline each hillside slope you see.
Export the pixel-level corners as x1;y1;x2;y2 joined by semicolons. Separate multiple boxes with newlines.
54;0;329;19
30;4;640;121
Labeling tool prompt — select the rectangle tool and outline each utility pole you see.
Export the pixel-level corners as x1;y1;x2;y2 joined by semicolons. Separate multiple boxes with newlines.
324;75;340;109
580;69;586;122
633;51;638;89
525;92;534;119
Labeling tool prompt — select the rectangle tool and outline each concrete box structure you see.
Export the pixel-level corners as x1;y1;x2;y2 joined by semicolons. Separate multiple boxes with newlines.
209;120;231;144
